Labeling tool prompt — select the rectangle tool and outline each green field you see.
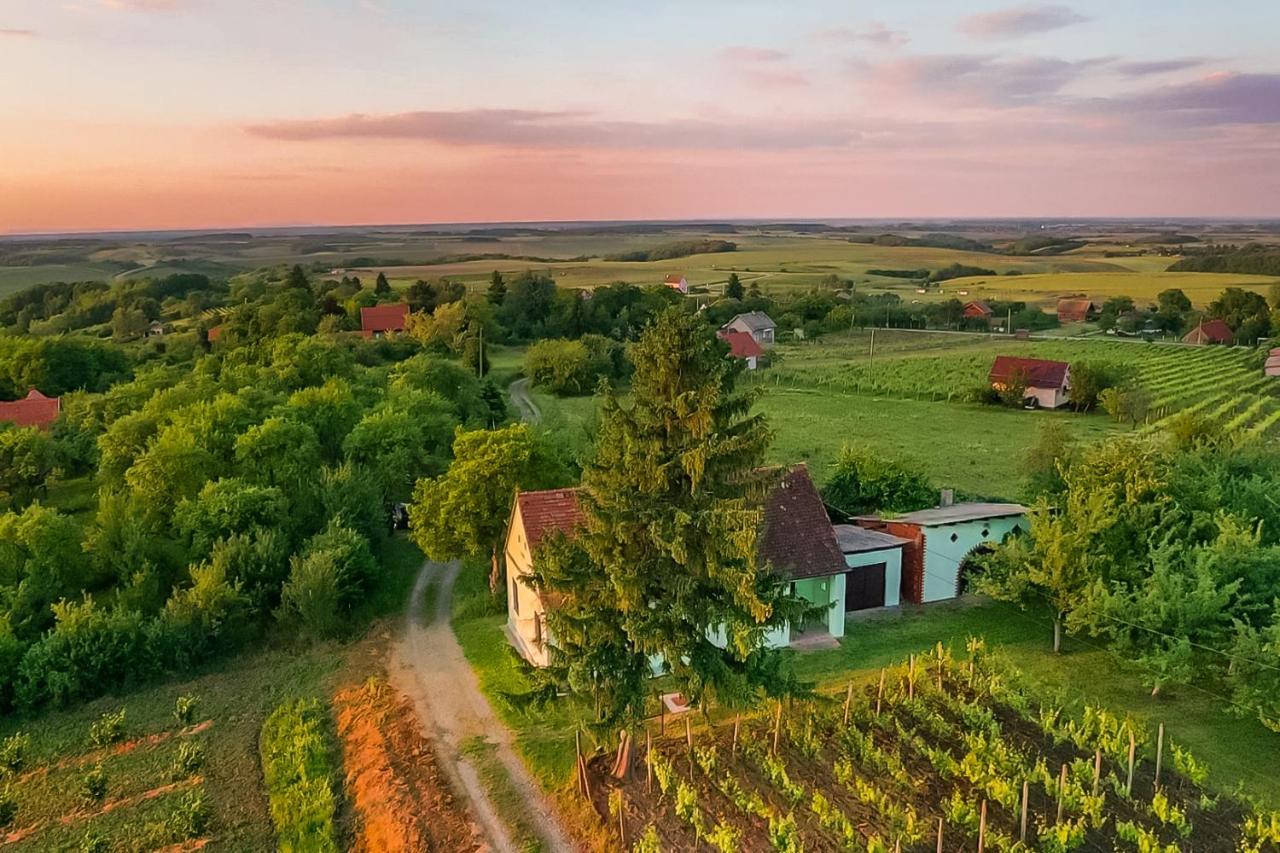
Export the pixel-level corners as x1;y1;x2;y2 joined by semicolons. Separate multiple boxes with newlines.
937;270;1280;308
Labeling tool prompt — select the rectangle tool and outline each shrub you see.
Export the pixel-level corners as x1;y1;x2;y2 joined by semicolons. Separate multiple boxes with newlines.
171;740;205;781
80;764;108;805
79;830;109;853
89;709;126;748
0;732;28;776
0;786;16;829
259;698;338;853
822;444;935;516
174;693;199;726
300;521;379;609
17;600;150;709
165;789;209;840
278;551;344;639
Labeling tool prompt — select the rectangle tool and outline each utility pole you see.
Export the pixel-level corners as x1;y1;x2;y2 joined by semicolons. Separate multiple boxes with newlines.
869;327;876;366
477;325;484;379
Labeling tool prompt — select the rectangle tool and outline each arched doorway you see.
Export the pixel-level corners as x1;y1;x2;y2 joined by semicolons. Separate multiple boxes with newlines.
956;544;993;597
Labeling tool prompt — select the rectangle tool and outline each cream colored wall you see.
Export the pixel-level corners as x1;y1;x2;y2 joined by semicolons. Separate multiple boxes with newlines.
504;504;550;667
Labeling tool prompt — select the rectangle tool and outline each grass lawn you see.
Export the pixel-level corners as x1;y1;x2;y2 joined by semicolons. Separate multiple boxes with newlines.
758;385;1115;499
791;599;1280;807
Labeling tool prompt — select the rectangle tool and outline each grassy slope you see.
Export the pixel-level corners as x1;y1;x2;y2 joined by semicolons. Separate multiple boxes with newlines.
789;600;1280;807
0;533;424;851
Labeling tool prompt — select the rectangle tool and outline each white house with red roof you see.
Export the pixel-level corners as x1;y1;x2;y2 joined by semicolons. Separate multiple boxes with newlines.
360;303;410;339
0;389;61;430
662;274;689;294
503;466;867;666
717;329;764;369
988;355;1071;409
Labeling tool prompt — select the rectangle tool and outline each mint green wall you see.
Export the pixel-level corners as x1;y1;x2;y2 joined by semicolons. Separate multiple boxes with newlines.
791;575;846;638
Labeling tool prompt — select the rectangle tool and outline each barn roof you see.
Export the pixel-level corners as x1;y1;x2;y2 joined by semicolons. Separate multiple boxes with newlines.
884;502;1028;527
360;302;410;333
988;355;1069;390
513;465;844;581
717;330;764;359
1056;297;1095;320
0;389;61;429
663;274;686;284
1182;319;1234;345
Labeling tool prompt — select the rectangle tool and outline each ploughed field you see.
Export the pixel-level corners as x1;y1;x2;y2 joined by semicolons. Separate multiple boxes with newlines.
767;331;1280;439
589;647;1278;852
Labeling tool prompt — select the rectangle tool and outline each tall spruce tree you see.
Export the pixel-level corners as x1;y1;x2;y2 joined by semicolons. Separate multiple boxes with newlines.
374;272;391;295
528;308;809;728
487;270;507;305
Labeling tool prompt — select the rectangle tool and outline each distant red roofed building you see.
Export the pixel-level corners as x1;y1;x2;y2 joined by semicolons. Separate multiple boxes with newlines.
1265;348;1280;378
988;355;1071;409
206;325;223;344
1182;319;1234;346
962;300;993;319
1056;297;1096;324
663;274;689;294
360;303;410;339
717;330;764;369
0;389;61;430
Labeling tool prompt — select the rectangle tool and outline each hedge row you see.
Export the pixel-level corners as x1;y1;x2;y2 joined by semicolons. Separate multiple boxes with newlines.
259;698;339;853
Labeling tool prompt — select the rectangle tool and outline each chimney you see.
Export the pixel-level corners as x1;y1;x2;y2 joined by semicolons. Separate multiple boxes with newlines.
939;489;954;508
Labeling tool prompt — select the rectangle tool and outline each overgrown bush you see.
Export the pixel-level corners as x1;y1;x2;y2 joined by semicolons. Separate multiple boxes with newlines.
174;694;199;726
822;444;935;516
259;698;338;853
277;551;344;639
88;709;126;748
0;785;16;829
80;764;108;805
0;732;28;776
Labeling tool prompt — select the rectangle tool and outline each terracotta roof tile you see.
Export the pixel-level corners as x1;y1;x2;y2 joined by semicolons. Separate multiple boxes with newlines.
717;330;764;359
0;388;61;429
759;465;846;580
1182;319;1234;345
360;303;409;333
517;488;585;550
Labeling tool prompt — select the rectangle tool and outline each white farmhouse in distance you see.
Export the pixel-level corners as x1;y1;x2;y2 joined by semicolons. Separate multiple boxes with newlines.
721;311;776;348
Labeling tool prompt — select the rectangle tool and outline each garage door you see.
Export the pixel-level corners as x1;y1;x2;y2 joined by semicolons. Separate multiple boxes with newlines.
845;563;886;612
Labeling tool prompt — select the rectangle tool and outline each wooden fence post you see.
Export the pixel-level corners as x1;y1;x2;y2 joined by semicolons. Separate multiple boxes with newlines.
936;816;944;853
876;669;886;715
843;682;854;725
1056;763;1068;823
1092;748;1102;796
1126;730;1136;795
646;730;653;794
1154;723;1165;790
1020;780;1029;842
772;700;783;755
978;799;987;853
732;715;740;757
908;655;916;701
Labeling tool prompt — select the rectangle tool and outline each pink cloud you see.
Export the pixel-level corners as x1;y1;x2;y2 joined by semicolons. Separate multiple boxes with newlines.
812;22;909;49
719;46;789;63
960;4;1089;39
0;28;37;37
99;0;182;10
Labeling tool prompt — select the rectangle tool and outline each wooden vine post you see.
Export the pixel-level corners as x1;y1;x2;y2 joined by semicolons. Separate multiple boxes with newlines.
772;700;783;755
1126;729;1137;795
575;730;592;800
1092;748;1102;795
843;682;854;725
658;690;665;735
978;799;988;853
1056;763;1068;823
876;668;886;715
936;816;944;853
908;654;916;701
1154;722;1165;790
936;641;945;690
1019;780;1029;842
617;791;626;848
646;730;653;794
732;714;740;756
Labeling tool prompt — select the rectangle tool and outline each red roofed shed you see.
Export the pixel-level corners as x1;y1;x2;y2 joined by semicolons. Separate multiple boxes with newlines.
360;303;410;339
1182;319;1234;346
0;389;62;430
962;300;993;319
1057;298;1096;324
717;330;764;368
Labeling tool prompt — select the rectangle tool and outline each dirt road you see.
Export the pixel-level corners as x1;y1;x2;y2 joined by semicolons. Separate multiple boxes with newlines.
391;560;573;853
508;378;541;424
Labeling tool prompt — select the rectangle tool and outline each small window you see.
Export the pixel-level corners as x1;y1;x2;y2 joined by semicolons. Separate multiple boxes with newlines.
981;528;989;538
950;533;958;543
510;576;519;615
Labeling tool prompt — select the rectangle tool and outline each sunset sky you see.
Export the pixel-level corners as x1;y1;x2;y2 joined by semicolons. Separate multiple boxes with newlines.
2;0;1279;232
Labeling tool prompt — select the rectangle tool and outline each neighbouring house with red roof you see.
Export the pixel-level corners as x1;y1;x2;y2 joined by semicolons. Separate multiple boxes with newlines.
662;274;689;294
1266;347;1280;378
962;300;993;319
360;303;410;339
988;355;1071;409
206;325;223;344
1056;297;1096;324
717;329;764;369
1182;318;1234;346
0;389;61;430
503;466;856;666
720;311;776;348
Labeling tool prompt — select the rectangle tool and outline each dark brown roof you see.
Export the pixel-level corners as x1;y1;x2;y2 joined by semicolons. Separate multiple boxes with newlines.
514;465;845;581
360;302;409;333
1182;319;1234;345
717;330;764;359
759;465;846;580
988;355;1069;390
516;488;586;550
0;388;61;430
1056;297;1095;321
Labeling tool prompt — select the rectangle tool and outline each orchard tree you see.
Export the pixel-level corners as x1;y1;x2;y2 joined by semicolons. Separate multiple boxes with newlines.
408;423;567;569
530;308;810;728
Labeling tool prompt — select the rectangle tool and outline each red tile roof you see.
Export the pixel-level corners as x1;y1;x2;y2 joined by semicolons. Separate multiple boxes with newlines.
988;356;1069;390
360;303;409;334
514;465;843;581
717;330;764;360
0;389;61;430
1056;298;1095;322
1182;319;1234;345
663;274;685;285
963;300;993;317
207;325;223;343
759;465;846;580
516;488;586;550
